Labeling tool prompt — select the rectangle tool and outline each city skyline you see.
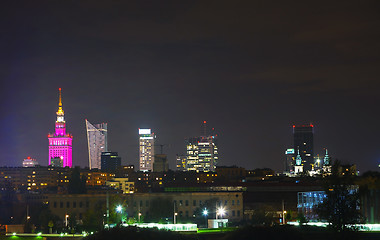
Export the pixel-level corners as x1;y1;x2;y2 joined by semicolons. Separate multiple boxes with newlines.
1;1;380;173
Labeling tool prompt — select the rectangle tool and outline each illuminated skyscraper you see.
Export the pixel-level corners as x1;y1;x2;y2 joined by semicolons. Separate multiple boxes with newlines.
181;121;219;172
48;88;73;167
86;120;108;169
139;129;155;171
293;124;314;171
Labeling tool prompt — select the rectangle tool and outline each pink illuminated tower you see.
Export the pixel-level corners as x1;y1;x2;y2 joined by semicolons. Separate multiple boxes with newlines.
48;88;73;167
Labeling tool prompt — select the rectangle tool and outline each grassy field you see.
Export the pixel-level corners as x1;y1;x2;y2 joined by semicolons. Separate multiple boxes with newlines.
2;226;380;240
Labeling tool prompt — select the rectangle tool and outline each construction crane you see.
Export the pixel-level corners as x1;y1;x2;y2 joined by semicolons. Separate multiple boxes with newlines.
155;144;168;154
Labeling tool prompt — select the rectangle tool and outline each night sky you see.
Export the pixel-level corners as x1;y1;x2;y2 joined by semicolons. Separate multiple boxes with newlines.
1;1;380;173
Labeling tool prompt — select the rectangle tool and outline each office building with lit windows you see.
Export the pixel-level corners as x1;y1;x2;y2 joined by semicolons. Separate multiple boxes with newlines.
284;148;295;174
86;120;108;169
176;154;187;171
139;129;155;172
293;124;314;171
181;122;219;172
48;88;73;167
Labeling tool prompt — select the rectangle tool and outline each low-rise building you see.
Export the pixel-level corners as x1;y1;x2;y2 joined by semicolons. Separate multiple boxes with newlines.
106;178;135;193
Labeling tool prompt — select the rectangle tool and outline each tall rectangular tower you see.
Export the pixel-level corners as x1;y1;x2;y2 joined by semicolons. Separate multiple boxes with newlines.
48;88;73;167
86;120;108;169
139;129;155;171
101;152;121;171
293;124;314;171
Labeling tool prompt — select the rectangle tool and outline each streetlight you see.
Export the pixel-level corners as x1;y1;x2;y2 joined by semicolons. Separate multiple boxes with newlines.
116;205;123;224
216;207;225;219
116;205;123;213
65;214;69;227
138;212;142;223
283;210;287;225
203;209;208;228
174;212;178;224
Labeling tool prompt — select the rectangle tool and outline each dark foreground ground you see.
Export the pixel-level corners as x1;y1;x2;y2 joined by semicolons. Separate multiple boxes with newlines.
83;225;380;240
2;226;380;240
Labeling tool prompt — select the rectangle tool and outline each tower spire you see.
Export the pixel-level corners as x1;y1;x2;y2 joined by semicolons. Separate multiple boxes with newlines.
295;147;302;166
59;88;62;107
57;88;64;116
324;148;330;166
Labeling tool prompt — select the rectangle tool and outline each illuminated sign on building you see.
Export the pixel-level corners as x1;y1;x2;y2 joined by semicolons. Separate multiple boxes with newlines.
285;149;295;154
139;129;151;135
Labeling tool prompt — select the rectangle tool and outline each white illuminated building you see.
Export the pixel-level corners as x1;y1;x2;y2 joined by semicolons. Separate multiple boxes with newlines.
184;135;218;172
139;129;155;171
294;149;303;174
86;120;108;169
22;157;39;167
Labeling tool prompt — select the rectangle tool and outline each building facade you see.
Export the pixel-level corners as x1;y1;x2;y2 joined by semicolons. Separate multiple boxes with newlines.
176;155;187;171
284;148;295;174
139;129;155;172
22;157;39;168
48;88;73;167
50;157;63;167
293;124;314;171
106;178;135;194
184;135;218;172
153;154;169;172
86;120;108;170
101;152;121;171
177;122;219;172
41;191;243;224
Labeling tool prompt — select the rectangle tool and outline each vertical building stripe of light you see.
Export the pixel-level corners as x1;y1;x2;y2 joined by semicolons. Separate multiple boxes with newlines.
48;88;73;167
139;129;155;171
86;120;108;169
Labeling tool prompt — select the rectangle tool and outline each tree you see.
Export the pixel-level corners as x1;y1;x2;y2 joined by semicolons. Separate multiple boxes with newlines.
315;160;363;231
146;197;172;222
33;204;61;233
250;206;276;226
296;212;307;225
82;201;105;232
48;220;54;234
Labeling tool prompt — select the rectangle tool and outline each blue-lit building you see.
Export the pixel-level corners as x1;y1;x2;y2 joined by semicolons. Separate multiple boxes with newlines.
298;191;326;220
298;186;359;220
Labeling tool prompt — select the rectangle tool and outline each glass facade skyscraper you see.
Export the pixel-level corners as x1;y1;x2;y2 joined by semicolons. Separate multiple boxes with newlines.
180;121;219;172
185;136;218;172
86;120;108;169
139;129;155;171
48;88;73;167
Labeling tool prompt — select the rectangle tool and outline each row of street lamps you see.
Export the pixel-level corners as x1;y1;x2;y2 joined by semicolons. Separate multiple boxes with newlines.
115;204;227;225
